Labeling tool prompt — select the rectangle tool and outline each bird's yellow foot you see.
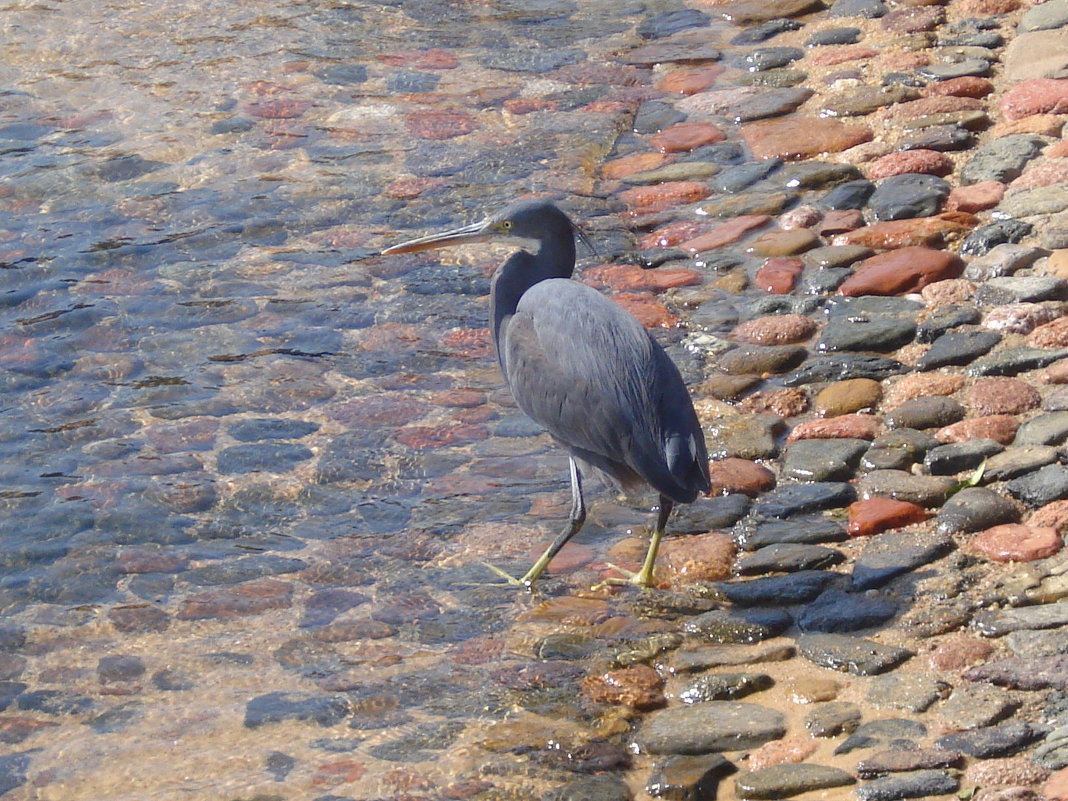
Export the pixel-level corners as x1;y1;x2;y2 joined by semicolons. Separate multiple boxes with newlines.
591;562;656;590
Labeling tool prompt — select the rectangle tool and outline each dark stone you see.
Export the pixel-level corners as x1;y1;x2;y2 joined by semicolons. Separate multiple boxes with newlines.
969;346;1068;377
678;672;774;704
855;770;959;801
87;701;142;733
821;179;875;210
183;555;307;586
836;719;927;755
829;0;887;18
634;101;686;134
965;655;1068;690
806;701;862;737
229;418;320;441
315;64;368;85
916;328;1001;371
924;439;1003;475
216;442;314;474
818;316;917;353
97;655;146;682
715;571;837;606
897;124;973;152
868;174;951;221
750;482;857;518
736;764;856;798
735;517;848;550
244;692;350;728
647;753;734;801
366;719;467;761
1005;464;1068;507
797;634;913;675
916;304;981;342
852;530;955;590
960;134;1046;186
546;775;634;801
17;690;95;716
730;19;803;45
736;47;805;72
712;160;782;193
266;751;295;782
683;608;793;644
782;354;908;385
638;8;711;39
935;487;1020;535
885;397;965;430
797;589;898;632
0;751;32;796
737;543;846;575
807;27;861;46
936;721;1049;758
960;219;1034;257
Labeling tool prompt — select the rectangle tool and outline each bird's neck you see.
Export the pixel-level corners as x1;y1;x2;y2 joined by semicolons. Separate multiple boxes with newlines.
490;239;575;351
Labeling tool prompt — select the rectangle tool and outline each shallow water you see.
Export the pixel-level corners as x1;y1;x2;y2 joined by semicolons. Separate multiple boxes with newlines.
0;0;738;798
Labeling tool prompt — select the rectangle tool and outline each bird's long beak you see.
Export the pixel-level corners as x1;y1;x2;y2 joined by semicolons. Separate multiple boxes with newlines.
380;220;493;255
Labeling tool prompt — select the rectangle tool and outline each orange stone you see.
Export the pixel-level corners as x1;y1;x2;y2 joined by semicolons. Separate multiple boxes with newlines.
405;109;477;139
847;498;929;537
991;113;1065;138
970;524;1063;562
311;760;367;789
808;45;879;66
747;738;819;772
838;247;964;297
640;219;709;250
866;149;952;180
177;579;294;620
832;216;973;250
923;76;994;98
602;152;669;180
659;531;737;584
1029;500;1068;533
787;414;880;442
755;257;804;294
1029;316;1068;349
394;423;489;449
936;415;1018;445
583;263;703;292
945;181;1005;213
741;117;873;161
611;292;679;328
581;664;665;708
656;65;725;95
619;181;711;215
650;121;726;152
1001;78;1068;121
731;313;818;345
928;635;996;672
708;458;777;496
1045;767;1068;801
678;214;770;252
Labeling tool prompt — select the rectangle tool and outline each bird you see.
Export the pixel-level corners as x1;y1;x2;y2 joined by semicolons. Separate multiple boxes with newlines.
381;198;710;588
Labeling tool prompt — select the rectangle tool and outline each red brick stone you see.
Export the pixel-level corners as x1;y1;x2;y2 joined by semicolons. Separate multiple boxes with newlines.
808;45;879;66
936;415;1018;445
611;292;679;328
311;760;367;789
838;247;964;296
1046;767;1068;801
832;216;972;250
731;314;818;345
818;209;864;236
660;531;736;585
619;181;711;215
656;65;725;95
378;49;459;69
748;738;819;772
736;387;809;417
742;117;872;160
244;99;311;119
395;424;488;449
639;219;708;249
650;121;726;152
847;498;929;537
788;414;881;442
581;664;665;708
385;176;446;199
866;149;953;179
678;215;770;252
441;327;492;359
584;263;702;293
177;579;294;620
966;377;1041;416
928;634;996;672
1028;316;1068;349
708;458;777;496
405;110;477;139
923;76;994;98
970;524;1063;562
945;181;1005;213
1029;500;1068;533
755;257;804;294
1001;79;1068;121
602;152;669;180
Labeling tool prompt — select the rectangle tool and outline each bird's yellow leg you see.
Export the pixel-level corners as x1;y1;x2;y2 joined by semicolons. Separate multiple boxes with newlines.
592;496;673;590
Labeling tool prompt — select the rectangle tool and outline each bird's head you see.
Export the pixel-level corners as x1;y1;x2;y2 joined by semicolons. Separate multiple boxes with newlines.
381;198;591;258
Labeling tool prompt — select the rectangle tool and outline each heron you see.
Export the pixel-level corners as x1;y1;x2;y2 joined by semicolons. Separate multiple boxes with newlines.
381;199;710;588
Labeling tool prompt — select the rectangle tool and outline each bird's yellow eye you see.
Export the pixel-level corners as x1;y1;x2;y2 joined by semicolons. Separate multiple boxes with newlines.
499;220;513;231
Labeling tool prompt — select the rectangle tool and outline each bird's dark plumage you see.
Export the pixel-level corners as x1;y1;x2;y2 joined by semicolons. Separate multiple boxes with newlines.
382;198;710;587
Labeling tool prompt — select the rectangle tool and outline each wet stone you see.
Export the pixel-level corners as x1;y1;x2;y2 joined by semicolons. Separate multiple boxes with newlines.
715;571;837;606
637;701;787;754
938;684;1018;732
367;719;466;762
17;691;95;716
730;19;803;45
917;329;1002;371
818;316;917;353
897;124;973;152
867;174;950;221
735;764;855;799
797;589;898;633
216;442;313;474
737;543;846;576
797;633;913;675
916;306;981;343
781;439;868;482
808;27;861;46
1006;465;1068;507
837;719;927;755
683;608;793;644
886;396;965;430
719;344;807;376
634;101;687;135
861;429;939;472
822;85;918;118
677;672;774;704
229;418;319;442
97;655;145;683
637;8;711;39
935;487;1020;535
670;643;797;674
805;701;862;737
866;673;948;713
936;722;1048;759
829;0;887;17
749;482;857;519
976;277;1068;305
713;160;782;193
647;753;733;800
856;749;962;778
736;46;805;73
855;770;959;801
924;439;1003;475
961;219;1035;258
822;179;875;209
735;516;848;551
781;354;905;386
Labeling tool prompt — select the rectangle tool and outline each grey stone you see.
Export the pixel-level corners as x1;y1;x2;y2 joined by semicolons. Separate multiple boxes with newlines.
858;470;955;508
804;244;873;267
829;0;887;18
647;753;733;801
916;304;981;343
917;328;1001;370
938;684;1018;731
819;85;917;117
637;702;787;755
975;605;1068;638
1006;628;1068;658
734;516;848;551
868;173;951;221
216;443;314;474
749;482;857;518
715;571;837;606
807;27;861;46
244;692;350;728
634;101;686;134
735;764;855;799
1005;463;1068;506
861;429;940;471
981;446;1059;481
935;487;1020;535
782;438;868;482
818;316;917;353
1015;411;1068;446
896;124;973;152
797;589;898;632
1020;0;1068;32
1000;185;1068;218
712;160;782;193
797;633;914;676
683;608;793;644
852;530;955;590
963;244;1048;281
855;748;961;778
731;19;803;45
866;673;948;713
969;346;1068;377
724;88;815;122
545;775;633;801
923;439;1003;475
737;46;805;72
885;396;965;430
782;354;908;385
936;721;1048;758
677;673;774;704
975;276;1068;305
1036;725;1068;770
918;58;990;80
719;344;809;376
836;719;927;755
821;179;875;210
805;701;862;737
638;8;712;39
960;219;1035;257
737;543;846;575
961;135;1047;186
671;643;797;674
855;770;958;801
